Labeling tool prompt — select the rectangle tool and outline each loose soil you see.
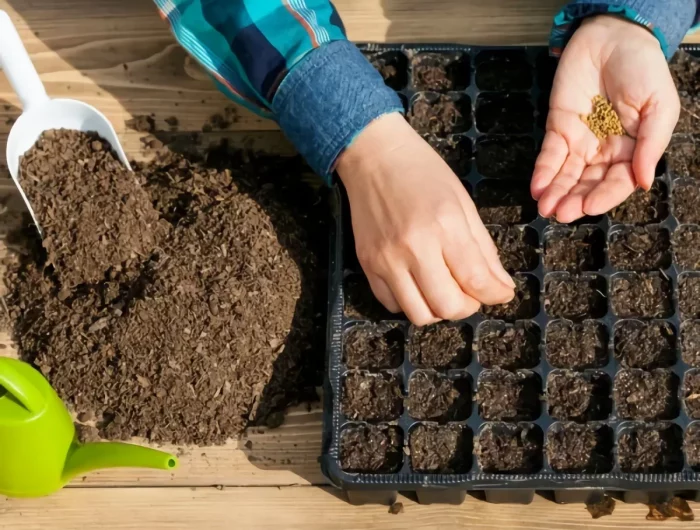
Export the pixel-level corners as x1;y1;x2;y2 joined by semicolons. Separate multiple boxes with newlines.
609;182;667;224
366;51;409;91
344;324;404;369
406;371;470;422
488;226;539;273
611;273;672;318
475;51;532;91
125;115;155;133
673;226;700;270
543;227;604;272
475;137;536;179
682;320;700;366
547;371;611;421
411;53;470;92
409;93;471;135
609;227;671;271
409;423;471;473
342;371;403;421
582;96;625;141
666;139;700;179
475;94;534;134
647;497;695;522
614;320;676;369
545;320;608;369
684;370;700;419
340;424;403;473
475;181;538;224
410;323;471;369
614;369;678;420
676;93;700;134
344;273;395;321
475;423;542;474
544;275;607;320
586;496;616;519
673;180;700;224
618;424;683;473
477;369;541;421
546;423;613;474
480;274;538;320
477;321;540;370
423;134;472;176
685;422;700;470
679;275;700;318
670;51;700;96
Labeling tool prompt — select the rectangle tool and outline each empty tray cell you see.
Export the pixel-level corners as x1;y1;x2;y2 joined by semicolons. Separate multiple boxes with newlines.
475;422;543;474
613;320;676;369
475;93;534;134
411;52;470;92
477;369;541;421
545;320;608;370
480;274;539;320
341;371;403;421
682;320;700;367
343;324;404;370
614;369;679;421
611;272;672;318
673;180;700;224
409;423;472;473
488;226;539;273
364;50;409;90
543;226;605;272
339;423;404;473
477;320;540;370
409;93;472;135
666;140;700;179
684;370;700;419
609;226;672;271
409;322;472;369
344;273;395;321
679;273;700;319
537;92;549;129
609;181;668;224
544;274;607;320
546;423;614;474
475;180;538;224
406;370;471;422
547;370;612;421
423;134;472;176
617;423;683;473
475;50;532;91
475;136;536;179
685;422;700;471
674;225;700;270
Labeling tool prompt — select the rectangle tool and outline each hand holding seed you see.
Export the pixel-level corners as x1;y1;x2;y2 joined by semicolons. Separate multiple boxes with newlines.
531;15;680;223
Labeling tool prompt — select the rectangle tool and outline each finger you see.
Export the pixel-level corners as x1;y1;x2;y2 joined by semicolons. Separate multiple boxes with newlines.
633;98;679;191
386;269;439;326
365;273;401;313
537;154;587;218
531;132;568;200
554;163;607;223
583;162;636;216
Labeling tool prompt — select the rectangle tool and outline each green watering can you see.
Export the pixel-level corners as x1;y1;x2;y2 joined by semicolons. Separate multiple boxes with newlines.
0;357;178;498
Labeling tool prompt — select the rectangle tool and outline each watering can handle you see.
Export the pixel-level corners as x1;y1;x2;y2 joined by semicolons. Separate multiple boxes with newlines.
0;358;44;413
0;10;49;111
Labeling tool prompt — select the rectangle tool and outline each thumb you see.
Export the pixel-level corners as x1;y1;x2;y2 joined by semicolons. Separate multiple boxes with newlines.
632;96;679;190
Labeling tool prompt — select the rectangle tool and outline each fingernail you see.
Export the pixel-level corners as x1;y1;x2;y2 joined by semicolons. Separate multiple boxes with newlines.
496;265;516;289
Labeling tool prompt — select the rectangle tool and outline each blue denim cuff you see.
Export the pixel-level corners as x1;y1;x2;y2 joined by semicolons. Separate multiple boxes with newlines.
272;40;405;183
551;0;698;59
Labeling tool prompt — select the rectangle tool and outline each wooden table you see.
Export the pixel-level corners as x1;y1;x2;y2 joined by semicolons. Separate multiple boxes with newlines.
0;1;699;527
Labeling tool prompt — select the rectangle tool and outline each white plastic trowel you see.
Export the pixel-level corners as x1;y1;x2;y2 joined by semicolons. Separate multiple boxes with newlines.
0;10;131;234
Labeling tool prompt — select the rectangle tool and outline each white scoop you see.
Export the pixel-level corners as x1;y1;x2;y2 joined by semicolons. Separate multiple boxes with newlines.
0;10;131;233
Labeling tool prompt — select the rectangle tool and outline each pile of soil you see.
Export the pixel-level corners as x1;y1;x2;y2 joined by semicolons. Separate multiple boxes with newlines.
480;275;538;320
544;275;606;319
547;371;610;421
406;371;470;422
618;424;683;473
672;181;700;223
614;369;678;420
582;96;625;140
685;423;700;469
344;324;404;369
411;53;469;92
409;424;470;473
475;423;542;474
543;227;604;272
680;275;700;318
546;423;612;474
609;182;667;224
682;321;700;366
476;369;540;421
477;322;540;370
488;226;538;273
614;321;675;369
475;51;532;91
340;424;403;473
673;226;700;270
611;273;672;318
475;94;533;134
423;134;472;176
609;227;671;271
545;320;607;369
342;372;403;421
410;323;471;369
475;181;538;224
408;93;470;135
666;140;700;179
683;370;700;419
365;51;408;91
344;273;395;321
475;137;536;179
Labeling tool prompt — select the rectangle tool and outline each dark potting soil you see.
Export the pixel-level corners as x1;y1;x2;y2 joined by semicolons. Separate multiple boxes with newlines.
614;320;676;369
682;320;700;367
683;370;700;419
647;497;695;522
408;93;471;135
614;369;679;420
546;423;613;474
666;139;700;179
546;371;611;421
406;371;470;422
477;321;540;370
676;93;700;134
475;181;538;225
339;424;403;473
673;180;700;224
475;51;532;91
543;227;604;272
365;51;409;91
125;115;155;133
544;275;606;320
476;369;541;421
679;275;700;318
475;137;536;179
674;226;700;270
411;52;470;92
685;423;700;470
609;227;672;271
545;320;608;370
475;94;534;134
342;371;403;421
609;182;667;224
586;496;617;519
617;424;683;473
488;226;539;273
410;323;471;369
480;274;538;320
344;324;404;369
423;134;472;176
344;273;395;321
670;50;700;95
409;423;471;473
610;273;672;318
475;423;542;474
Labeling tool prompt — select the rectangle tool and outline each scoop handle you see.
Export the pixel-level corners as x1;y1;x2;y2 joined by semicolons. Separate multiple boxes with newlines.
0;10;49;111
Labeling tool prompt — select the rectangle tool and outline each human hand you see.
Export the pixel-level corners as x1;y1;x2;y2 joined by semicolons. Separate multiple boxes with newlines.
531;15;680;222
336;113;515;326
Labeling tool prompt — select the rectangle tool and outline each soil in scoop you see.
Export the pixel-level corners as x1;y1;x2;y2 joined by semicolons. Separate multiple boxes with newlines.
614;320;676;369
480;274;538;320
475;137;536;179
618;423;683;473
547;371;611;421
409;424;471;473
344;324;404;369
411;52;470;92
683;370;700;419
674;226;700;270
475;423;542;474
543;227;604;272
477;321;540;370
365;51;409;91
666;139;700;179
614;369;679;420
409;93;471;135
475;181;538;224
406;371;470;422
673;180;700;224
611;273;672;318
544;275;607;320
680;275;700;318
545;320;608;369
423;134;472;176
342;371;403;421
340;424;403;473
609;181;667;224
475;94;534;134
488;226;539;273
609;227;671;271
682;320;700;366
477;369;541;421
546;423;613;474
685;423;700;470
410;323;471;369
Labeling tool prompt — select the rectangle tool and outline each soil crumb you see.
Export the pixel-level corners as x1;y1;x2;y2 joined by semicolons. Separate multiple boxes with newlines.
547;371;610;421
674;226;700;270
586;495;616;519
683;370;700;419
480;274;538;320
388;502;405;515
547;423;612;474
682;320;700;367
342;371;403;421
582;95;625;140
409;423;470;473
685;423;700;469
477;322;540;370
545;320;607;369
489;226;538;273
679;275;700;318
614;369;678;420
406;371;470;422
544;275;606;320
344;324;404;369
409;93;470;135
543;227;604;272
477;368;540;421
410;323;470;369
614;320;676;369
609;227;671;271
125;115;155;133
647;497;694;522
610;273;672;318
340;424;403;473
618;423;683;473
475;423;542;474
610;182;667;224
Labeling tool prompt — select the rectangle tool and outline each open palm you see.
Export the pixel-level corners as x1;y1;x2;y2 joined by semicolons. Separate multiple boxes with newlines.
531;15;680;223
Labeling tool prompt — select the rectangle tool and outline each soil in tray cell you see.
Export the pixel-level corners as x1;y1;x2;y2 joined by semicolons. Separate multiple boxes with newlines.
409;93;472;135
481;274;539;320
409;423;472;473
670;50;700;95
676;93;700;134
488;226;539;273
475;136;536;179
674;226;700;270
409;323;471;369
406;371;471;422
477;321;540;370
476;369;541;421
341;371;403;421
411;52;470;92
618;423;683;473
343;324;404;370
475;94;534;134
673;180;700;224
423;134;472;176
475;50;532;91
614;369;679;420
683;370;700;419
364;50;409;91
475;423;543;474
543;226;605;272
679;274;700;318
344;273;395;321
666;139;700;179
613;320;676;369
545;320;608;370
609;181;668;224
547;371;611;421
682;320;700;367
610;272;672;318
546;423;613;474
609;226;671;271
684;422;700;470
340;424;403;473
544;274;607;320
475;180;538;225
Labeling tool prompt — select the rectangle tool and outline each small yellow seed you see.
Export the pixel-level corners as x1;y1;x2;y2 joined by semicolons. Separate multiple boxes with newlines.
581;95;626;140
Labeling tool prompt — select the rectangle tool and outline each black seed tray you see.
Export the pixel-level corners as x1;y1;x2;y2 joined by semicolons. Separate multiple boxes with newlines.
322;44;700;506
